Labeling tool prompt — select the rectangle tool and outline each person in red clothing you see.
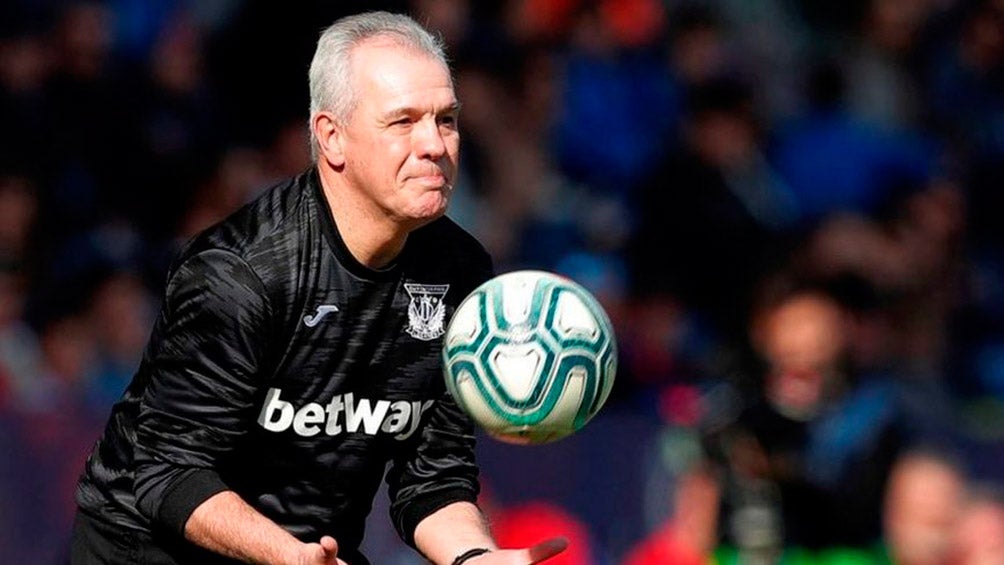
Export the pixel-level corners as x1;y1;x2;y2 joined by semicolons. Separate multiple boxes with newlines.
490;501;596;565
621;466;719;565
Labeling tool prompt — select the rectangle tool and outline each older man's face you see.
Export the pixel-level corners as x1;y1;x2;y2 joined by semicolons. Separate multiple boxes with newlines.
338;38;460;228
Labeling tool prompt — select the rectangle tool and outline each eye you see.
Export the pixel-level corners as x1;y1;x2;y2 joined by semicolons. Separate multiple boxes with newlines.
437;115;458;128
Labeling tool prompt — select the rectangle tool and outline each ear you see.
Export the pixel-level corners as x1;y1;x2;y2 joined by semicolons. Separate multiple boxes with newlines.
312;111;345;168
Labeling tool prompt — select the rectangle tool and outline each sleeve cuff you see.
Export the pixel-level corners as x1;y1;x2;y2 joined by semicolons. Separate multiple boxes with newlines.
156;469;230;536
399;487;479;547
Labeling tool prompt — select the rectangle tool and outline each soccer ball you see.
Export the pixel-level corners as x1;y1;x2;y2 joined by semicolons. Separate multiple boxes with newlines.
442;270;617;444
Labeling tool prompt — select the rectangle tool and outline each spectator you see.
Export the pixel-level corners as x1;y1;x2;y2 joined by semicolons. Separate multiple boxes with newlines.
0;174;38;269
771;60;937;224
0;267;42;410
630;77;797;344
621;465;719;565
702;281;958;555
130;10;225;243
844;0;935;130
551;0;673;195
492;502;597;565
951;487;1004;565
883;450;966;565
85;271;154;412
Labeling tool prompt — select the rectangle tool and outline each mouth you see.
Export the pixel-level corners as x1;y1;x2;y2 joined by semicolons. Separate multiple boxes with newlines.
412;174;452;190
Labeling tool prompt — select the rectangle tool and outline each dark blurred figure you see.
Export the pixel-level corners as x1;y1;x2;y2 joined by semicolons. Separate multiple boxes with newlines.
844;0;937;130
130;10;225;244
799;181;967;376
0;174;38;273
0;267;42;410
449;42;626;272
771;60;937;225
700;280;958;558
630;77;798;345
36;314;99;411
44;1;137;232
11;311;106;564
0;7;53;178
176;147;270;243
927;0;1004;162
21;1;154;327
933;2;1004;418
550;0;673;196
665;5;731;90
84;270;154;412
206;0;407;147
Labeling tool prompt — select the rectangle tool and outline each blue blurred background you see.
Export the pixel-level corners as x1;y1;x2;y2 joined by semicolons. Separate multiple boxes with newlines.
2;0;1004;563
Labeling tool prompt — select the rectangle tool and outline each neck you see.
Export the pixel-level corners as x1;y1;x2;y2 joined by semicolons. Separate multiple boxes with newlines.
316;163;408;270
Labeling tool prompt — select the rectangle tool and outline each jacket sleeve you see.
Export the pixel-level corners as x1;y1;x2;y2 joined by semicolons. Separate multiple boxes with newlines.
386;246;494;547
133;248;273;535
386;388;481;547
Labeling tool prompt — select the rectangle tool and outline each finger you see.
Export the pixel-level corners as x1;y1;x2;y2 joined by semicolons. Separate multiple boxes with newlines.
319;536;338;556
526;537;568;563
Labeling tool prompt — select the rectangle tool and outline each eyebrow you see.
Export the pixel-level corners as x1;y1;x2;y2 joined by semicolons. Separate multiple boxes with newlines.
383;101;462;119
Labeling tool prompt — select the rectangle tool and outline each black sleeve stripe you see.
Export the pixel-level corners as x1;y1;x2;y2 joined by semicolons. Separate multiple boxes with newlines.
396;487;479;548
156;469;231;536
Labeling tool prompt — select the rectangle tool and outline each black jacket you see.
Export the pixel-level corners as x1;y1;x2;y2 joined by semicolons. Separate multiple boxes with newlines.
75;168;493;563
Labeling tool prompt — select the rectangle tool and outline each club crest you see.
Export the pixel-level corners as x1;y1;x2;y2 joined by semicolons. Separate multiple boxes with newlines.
404;283;449;341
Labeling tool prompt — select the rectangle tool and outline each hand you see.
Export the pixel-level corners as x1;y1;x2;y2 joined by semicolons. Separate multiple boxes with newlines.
296;535;349;565
468;538;568;564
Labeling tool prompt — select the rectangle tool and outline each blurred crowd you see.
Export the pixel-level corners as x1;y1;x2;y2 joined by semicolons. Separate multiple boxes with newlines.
2;0;1004;563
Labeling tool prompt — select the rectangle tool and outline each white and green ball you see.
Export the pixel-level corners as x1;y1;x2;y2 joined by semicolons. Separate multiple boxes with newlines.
442;270;617;444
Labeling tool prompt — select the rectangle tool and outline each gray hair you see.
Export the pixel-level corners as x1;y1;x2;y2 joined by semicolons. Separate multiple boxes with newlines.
308;11;449;158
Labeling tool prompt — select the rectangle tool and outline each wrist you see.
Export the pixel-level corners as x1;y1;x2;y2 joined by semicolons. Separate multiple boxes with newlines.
451;547;492;565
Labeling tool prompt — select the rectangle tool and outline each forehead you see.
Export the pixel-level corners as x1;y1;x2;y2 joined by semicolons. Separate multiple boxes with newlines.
349;37;455;108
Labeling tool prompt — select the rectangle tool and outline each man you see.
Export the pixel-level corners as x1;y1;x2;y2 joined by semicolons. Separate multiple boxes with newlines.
71;12;566;565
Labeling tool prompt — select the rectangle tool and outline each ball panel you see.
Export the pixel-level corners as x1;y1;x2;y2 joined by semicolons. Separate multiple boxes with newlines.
482;333;557;408
455;372;508;430
445;292;484;348
444;290;493;358
489;271;551;331
537;366;587;435
552;353;602;429
488;343;546;402
446;354;562;427
553;291;600;340
498;274;535;326
596;353;617;413
542;289;608;350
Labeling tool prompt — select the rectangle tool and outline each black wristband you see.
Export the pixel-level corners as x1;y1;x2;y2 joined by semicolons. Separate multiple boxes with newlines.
451;547;492;565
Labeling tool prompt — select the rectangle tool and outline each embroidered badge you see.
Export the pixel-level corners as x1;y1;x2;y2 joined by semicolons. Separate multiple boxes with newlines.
404;283;449;341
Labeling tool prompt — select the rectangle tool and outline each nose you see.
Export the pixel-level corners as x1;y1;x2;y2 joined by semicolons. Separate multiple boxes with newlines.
414;117;447;161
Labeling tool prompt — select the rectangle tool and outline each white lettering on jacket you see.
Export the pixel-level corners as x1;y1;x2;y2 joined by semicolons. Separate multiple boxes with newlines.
257;388;434;440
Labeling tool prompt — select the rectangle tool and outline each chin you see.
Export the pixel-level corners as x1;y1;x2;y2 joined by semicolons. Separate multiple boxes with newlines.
419;204;449;223
402;200;449;230
418;190;451;216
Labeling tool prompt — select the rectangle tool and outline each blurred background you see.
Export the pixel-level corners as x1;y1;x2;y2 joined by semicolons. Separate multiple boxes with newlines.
2;0;1004;563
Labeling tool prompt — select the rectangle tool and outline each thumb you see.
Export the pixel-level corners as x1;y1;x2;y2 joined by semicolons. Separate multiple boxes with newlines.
526;537;568;563
319;535;338;557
